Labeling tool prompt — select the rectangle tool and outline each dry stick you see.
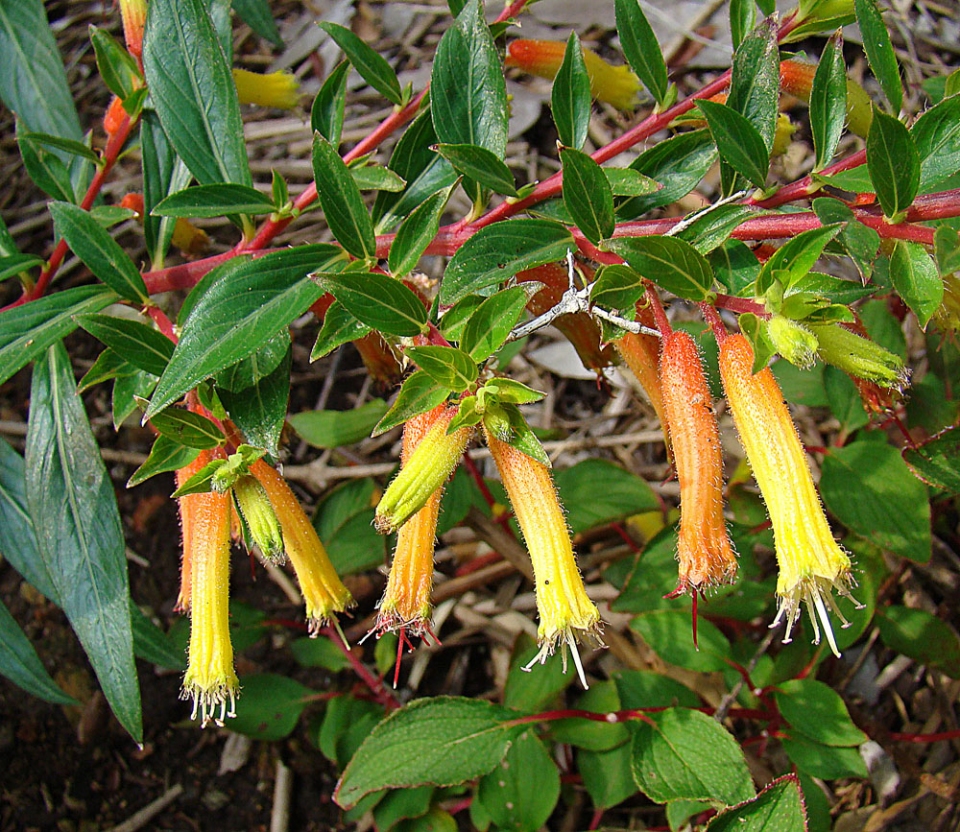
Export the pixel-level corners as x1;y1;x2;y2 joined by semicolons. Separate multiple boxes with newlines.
270;758;293;832
105;784;184;832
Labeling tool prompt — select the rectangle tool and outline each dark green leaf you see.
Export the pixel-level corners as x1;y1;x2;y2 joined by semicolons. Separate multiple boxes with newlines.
140;110;188;267
127;435;199;488
230;674;313;741
550;682;629;751
311;61;350;146
631;708;755;805
78;349;133;393
441;219;574;304
614;669;700;709
0;598;76;704
459;286;530;362
91;25;142;100
74;314;174;377
503;634;575;713
866;110;919;219
50;202;147;303
631;609;732;671
312;133;377;260
318;21;402;105
289;399;389;448
727;17;780;155
615;0;669;105
351;164;406;193
310;300;371;361
710;239;760;296
774;679;868;746
555;459;658;534
0;253;43;283
129;604;188;671
810;33;847;171
232;0;283;47
113;370;156;430
560;147;615;245
17;126;75;203
335;697;525;808
406;346;478;392
147;246;343;417
580;744;639;810
697;99;770;189
430;0;507;157
148;407;224;449
552;32;591;150
706;776;807;832
890;239;942;328
373;371;450;436
313;272;427;336
876;605;960;678
389;184;456;278
854;0;902;114
676;204;758;255
590;264;644;312
604;235;715;301
21;131;100;166
152;184;275;218
0;285;116;387
780;734;868;779
26;342;141;742
143;0;252;186
729;0;755;50
434;144;516;197
912;94;960;193
903;427;960;493
290;635;351;671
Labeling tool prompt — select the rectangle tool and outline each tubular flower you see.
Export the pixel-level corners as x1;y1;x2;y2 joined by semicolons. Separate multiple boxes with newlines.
505;39;641;111
119;0;146;61
174;450;215;613
232;474;285;562
484;426;602;688
375;407;473;535
808;322;909;390
181;484;239;726
376;407;448;643
659;331;738;596
719;335;857;657
251;460;354;634
233;68;300;110
779;58;873;139
615;303;668;444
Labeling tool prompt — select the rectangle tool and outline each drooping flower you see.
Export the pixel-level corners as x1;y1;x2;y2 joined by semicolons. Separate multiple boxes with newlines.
779;58;873;138
615;303;669;446
484;424;602;688
174;450;214;613
119;0;146;61
251;459;354;634
232;68;301;110
808;322;909;390
232;474;285;563
659;331;738;597
719;334;858;656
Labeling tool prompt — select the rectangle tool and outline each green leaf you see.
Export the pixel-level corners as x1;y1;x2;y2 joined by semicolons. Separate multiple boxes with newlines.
17;127;75;202
311;61;350;146
310;300;371;361
903;427;960;493
289;399;389;448
774;679;868;747
335;697;525;808
147;406;224;450
854;0;902;114
866;110;919;219
710;239;761;296
503;633;576;713
127;435;199;488
890;239;942;328
458;287;529;362
351;164;406;193
560;147;615;245
21;132;100;166
590;264;644;312
441;219;574;305
232;0;283;47
318;21;402;106
129;604;188;671
579;744;639;810
550;681;629;751
0;252;44;282
755;224;842;295
313;272;427;336
697;99;770;189
431;0;507;157
373;371;449;436
630;609;732;672
90;26;142;101
706;776;807;832
0;285;116;387
74;314;174;378
810;33;847;171
0;598;77;704
729;0;755;50
614;669;700;709
605;168;659;197
912;94;960;193
780;734;868;779
140;111;189;267
631;708;755;805
230;674;313;741
147;246;342;417
727;17;780;155
26;342;141;742
143;0;252;187
434;144;516;197
555;459;658;534
603;235;715;301
876;605;960;678
50;202;148;303
615;0;669;105
290;635;351;672
476;730;560;832
676;204;758;255
820;440;931;563
552;32;592;150
406;346;478;392
312;133;377;260
389;183;456;278
152;184;275;218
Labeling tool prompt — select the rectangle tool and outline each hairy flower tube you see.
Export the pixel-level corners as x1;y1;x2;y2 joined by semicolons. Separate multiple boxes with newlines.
251;459;354;634
232;474;285;562
766;315;819;370
181;483;239;727
174;450;215;613
779;58;873;138
119;0;146;61
505;39;641;111
615;303;668;445
807;322;909;390
719;334;857;657
376;406;448;644
232;68;300;110
659;331;738;596
375;407;473;535
484;425;601;688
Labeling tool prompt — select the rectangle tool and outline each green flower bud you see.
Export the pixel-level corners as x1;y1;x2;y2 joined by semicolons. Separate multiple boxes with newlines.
809;323;910;390
766;315;819;370
232;475;285;562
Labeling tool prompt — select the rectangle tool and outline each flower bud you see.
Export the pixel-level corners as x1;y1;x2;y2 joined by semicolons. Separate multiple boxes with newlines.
659;331;738;596
232;68;300;110
766;315;819;370
808;322;909;390
484;425;602;688
232;475;285;562
375;406;472;534
719;334;858;657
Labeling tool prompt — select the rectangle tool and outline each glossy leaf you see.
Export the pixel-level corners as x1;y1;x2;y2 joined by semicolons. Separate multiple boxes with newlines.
677;204;758;255
26;342;141;742
143;0;252;187
318;21;402;106
50;202;148;302
604;235;715;301
890;239;942;329
780;735;868;779
311;61;350;146
312;133;377;260
560;147;615;245
727;17;780;155
615;0;669;105
289;399;389;448
755;224;842;295
0;597;77;704
552;32;591;150
866;110;919;219
854;0;902;114
912;94;960;193
74;314;174;378
405;345;478;392
90;26;142;101
810;33;847;171
590;264;644;312
697;99;770;189
389;184;456;278
434;144;517;197
127;434;200;488
350;164;406;193
147;246;342;417
148;407;224;450
313;272;427;336
152;184;275;218
373;371;450;436
311;300;371;361
459;286;530;361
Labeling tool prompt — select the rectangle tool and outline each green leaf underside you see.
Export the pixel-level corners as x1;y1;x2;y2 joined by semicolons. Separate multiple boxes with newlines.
890;239;942;328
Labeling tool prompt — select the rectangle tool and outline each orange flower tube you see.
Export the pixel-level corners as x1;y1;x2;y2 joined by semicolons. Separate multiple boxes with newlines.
659;331;737;595
719;334;857;656
174;450;215;612
615;303;668;445
251;460;354;634
779;58;873;138
484;425;601;688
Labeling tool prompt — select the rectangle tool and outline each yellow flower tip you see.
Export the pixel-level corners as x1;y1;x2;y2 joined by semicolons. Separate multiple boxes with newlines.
523;619;604;691
232;68;301;110
180;674;240;728
774;571;861;658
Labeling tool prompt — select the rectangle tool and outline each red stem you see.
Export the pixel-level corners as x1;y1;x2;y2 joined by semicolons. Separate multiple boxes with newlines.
888;728;960;743
700;303;728;343
319;625;401;711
